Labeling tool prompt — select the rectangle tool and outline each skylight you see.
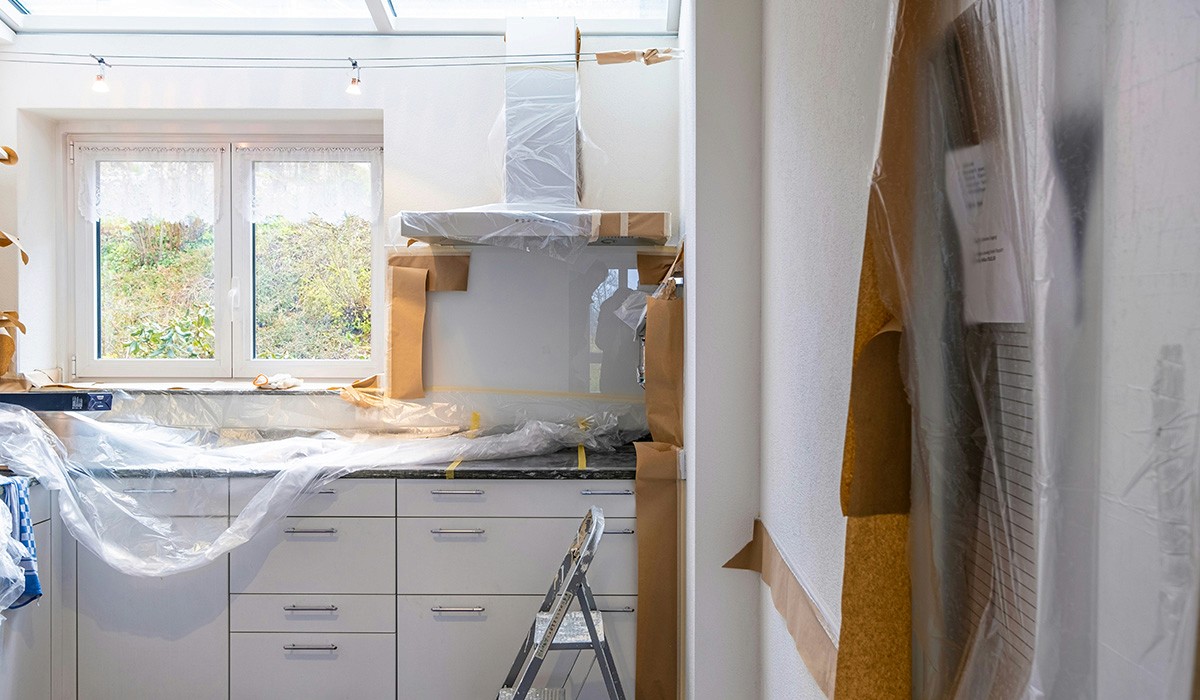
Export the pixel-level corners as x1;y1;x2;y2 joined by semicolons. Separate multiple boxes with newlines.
13;0;372;18
2;0;679;34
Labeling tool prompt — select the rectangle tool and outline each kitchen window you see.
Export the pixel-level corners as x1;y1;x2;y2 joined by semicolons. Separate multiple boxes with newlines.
71;138;383;379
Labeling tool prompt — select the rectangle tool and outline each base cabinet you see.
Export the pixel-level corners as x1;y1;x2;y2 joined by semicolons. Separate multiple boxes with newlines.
76;519;229;700
0;520;52;700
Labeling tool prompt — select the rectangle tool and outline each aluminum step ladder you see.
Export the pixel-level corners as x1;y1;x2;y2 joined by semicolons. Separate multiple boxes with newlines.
497;507;627;700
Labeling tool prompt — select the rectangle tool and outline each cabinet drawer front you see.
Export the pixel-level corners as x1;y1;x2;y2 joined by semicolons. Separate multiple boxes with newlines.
397;517;637;595
230;594;396;633
230;632;396;700
230;478;395;517
396;479;636;518
97;476;229;516
567;596;637;700
231;518;396;594
395;595;574;700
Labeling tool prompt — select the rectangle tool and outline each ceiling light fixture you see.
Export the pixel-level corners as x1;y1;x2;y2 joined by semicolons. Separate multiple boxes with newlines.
346;58;362;95
91;55;110;93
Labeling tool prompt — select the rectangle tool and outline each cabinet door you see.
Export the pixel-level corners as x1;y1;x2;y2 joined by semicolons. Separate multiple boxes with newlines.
76;518;229;700
396;595;579;700
568;596;637;700
0;521;52;700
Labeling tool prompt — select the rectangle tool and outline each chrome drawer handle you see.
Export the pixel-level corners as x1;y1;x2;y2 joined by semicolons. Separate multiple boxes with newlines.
430;606;485;613
430;489;484;495
123;488;177;494
285;528;338;534
430;528;486;535
313;489;337;495
580;489;634;496
598;607;635;613
284;644;338;651
284;605;339;612
608;529;636;535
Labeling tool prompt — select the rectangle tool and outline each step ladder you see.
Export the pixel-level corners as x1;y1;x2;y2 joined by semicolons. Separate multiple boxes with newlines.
497;507;627;700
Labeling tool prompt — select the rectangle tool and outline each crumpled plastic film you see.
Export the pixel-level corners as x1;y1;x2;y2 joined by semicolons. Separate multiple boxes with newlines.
0;498;28;626
0;403;628;578
873;0;1200;697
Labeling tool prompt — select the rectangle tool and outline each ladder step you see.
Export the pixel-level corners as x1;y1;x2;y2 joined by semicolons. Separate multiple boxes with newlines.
534;610;605;650
498;688;567;700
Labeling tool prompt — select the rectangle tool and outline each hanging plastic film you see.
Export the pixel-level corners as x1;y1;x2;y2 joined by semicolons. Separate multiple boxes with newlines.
875;0;1199;697
0;387;643;579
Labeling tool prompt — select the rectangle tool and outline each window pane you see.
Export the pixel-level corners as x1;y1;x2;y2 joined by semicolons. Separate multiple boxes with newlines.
252;161;373;361
96;161;216;360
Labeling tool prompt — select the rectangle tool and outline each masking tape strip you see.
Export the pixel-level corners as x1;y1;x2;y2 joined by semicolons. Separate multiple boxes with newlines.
445;459;461;479
470;412;481;432
388;267;428;400
595;50;641;65
725;519;838;697
577;444;587;470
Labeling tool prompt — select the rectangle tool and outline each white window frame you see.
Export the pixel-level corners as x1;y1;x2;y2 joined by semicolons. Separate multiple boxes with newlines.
70;134;384;381
71;140;234;379
230;140;384;379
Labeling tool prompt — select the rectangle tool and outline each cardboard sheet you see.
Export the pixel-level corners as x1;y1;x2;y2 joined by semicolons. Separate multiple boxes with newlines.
387;251;471;292
636;248;683;287
725;519;838;696
644;292;684;447
597;212;671;245
634;441;682;700
387;267;428;400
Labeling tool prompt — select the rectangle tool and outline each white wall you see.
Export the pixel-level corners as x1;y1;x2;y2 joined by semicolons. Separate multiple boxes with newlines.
0;32;678;400
682;0;766;695
758;0;894;696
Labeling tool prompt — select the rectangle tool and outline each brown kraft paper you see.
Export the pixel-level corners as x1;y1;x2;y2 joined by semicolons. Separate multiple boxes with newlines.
387;251;471;292
636;249;683;288
388;267;428;400
633;441;682;700
725;520;838;697
644;292;684;447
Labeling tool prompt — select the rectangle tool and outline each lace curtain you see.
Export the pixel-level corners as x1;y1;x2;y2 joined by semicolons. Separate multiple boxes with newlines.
237;146;383;224
76;146;223;223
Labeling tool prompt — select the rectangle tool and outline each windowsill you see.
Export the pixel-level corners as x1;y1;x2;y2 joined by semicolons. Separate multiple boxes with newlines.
44;380;346;396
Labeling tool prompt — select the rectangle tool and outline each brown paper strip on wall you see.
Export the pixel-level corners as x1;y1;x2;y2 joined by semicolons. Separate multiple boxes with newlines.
725;520;838;697
644;293;684;447
596;211;670;244
595;50;640;65
636;248;683;287
388;267;428;400
634;441;682;700
387;251;471;292
836;514;911;699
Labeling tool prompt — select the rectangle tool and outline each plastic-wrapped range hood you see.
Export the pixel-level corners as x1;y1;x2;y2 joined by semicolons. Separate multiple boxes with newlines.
393;17;671;254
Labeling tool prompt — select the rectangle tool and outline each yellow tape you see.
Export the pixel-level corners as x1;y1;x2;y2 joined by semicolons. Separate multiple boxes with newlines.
577;444;587;471
470;412;481;432
446;459;462;479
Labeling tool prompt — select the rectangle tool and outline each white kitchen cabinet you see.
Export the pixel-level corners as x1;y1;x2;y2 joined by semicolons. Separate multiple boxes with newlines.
568;597;637;700
0;520;52;700
230;478;395;517
396;480;636;518
230;632;396;700
396;517;637;596
230;517;396;594
76;518;229;700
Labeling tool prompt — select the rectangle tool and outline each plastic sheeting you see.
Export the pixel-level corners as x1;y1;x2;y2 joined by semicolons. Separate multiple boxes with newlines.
391;205;602;263
874;0;1199;697
0;398;632;579
0;491;27;626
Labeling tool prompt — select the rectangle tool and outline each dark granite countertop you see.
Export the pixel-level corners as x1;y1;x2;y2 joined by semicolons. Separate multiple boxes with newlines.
1;444;637;481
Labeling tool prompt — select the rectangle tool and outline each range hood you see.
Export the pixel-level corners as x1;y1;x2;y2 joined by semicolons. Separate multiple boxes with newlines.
391;17;672;258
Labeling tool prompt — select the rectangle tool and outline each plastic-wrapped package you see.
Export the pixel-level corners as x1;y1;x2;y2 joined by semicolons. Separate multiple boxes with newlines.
873;0;1199;697
0;402;628;578
391;205;601;263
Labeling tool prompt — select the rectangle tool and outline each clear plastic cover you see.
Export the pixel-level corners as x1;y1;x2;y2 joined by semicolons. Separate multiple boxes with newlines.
876;0;1199;697
390;205;601;263
0;399;631;578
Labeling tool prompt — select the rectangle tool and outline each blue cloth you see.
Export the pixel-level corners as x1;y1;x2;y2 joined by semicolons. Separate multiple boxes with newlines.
1;476;41;609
